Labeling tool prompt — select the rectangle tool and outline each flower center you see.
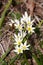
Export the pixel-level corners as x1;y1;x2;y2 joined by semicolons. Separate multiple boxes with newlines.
18;25;22;30
18;41;21;45
23;46;26;50
18;48;21;53
28;21;31;25
27;27;32;31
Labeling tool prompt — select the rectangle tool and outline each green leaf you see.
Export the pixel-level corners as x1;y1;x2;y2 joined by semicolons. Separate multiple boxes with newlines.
0;0;12;29
35;27;40;37
9;54;19;65
39;40;43;49
38;20;43;27
15;12;21;19
2;45;13;60
0;60;7;65
39;54;43;65
0;44;13;65
9;12;16;19
32;53;41;65
14;0;22;5
21;60;26;65
23;54;30;65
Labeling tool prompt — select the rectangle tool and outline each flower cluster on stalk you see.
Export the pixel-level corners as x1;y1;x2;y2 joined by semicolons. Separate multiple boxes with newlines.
9;12;35;54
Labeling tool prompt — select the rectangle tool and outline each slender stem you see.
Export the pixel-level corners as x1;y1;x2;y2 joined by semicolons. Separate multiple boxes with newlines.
0;0;12;28
9;54;19;65
38;20;43;27
32;53;41;65
0;44;13;63
23;54;30;65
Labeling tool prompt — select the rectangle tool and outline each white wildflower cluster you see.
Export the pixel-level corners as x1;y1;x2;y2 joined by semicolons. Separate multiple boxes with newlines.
21;12;35;34
9;12;35;54
14;31;30;54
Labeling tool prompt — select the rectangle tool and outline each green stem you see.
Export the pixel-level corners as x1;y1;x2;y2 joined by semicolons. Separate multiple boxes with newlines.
9;54;19;65
0;0;12;28
32;53;41;65
23;54;30;65
0;44;13;63
38;20;43;27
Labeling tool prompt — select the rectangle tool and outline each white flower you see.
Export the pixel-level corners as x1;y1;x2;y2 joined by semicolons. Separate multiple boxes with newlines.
21;41;30;51
26;25;35;34
26;17;35;26
21;11;35;26
14;31;26;45
9;19;14;26
22;11;29;22
14;19;23;31
14;34;22;45
14;45;23;54
14;41;30;54
21;18;26;27
19;31;26;38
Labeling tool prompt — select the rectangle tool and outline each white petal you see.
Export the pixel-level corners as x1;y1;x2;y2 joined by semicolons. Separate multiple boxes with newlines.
14;49;17;52
21;43;23;47
32;27;35;29
15;19;19;23
9;23;12;26
15;19;19;24
26;48;29;50
28;15;31;22
14;42;17;44
24;41;27;45
25;11;28;17
23;31;26;38
27;44;30;47
21;18;25;24
10;19;14;23
14;34;17;38
31;19;35;23
28;30;30;33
